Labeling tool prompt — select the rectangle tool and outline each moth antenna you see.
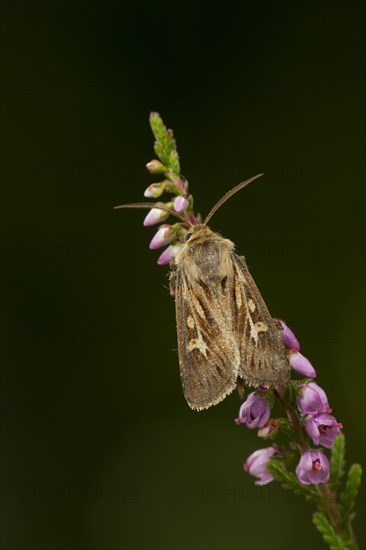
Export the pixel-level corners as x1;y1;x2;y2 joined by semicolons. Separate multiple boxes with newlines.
114;202;192;226
203;173;264;226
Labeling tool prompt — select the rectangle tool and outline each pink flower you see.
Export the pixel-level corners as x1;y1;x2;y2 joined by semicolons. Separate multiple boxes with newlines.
143;207;170;226
297;382;331;415
258;421;278;439
157;244;182;265
288;350;316;378
149;225;174;249
144;183;166;198
274;319;300;351
244;447;276;485
173;196;189;213
296;449;330;485
146;160;165;174
235;392;271;429
305;413;342;448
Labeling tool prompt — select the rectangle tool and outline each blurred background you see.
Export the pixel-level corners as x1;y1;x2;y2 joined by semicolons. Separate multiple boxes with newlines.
0;1;365;549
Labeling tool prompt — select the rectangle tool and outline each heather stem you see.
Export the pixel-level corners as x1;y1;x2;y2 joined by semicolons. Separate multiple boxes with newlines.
274;389;308;450
318;484;342;531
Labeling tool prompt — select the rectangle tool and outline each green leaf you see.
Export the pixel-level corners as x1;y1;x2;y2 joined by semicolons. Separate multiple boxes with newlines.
339;464;362;524
313;511;347;550
169;149;180;179
149;113;178;169
330;434;346;490
154;140;169;165
149;112;167;143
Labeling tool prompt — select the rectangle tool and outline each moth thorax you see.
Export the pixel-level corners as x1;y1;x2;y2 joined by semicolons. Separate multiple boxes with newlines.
178;232;235;283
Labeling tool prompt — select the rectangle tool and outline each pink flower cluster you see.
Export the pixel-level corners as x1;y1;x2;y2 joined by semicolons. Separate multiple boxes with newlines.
298;382;342;449
235;387;275;484
143;163;197;265
240;320;342;487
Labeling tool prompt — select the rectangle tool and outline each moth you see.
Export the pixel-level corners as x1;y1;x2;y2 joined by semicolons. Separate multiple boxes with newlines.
116;174;290;410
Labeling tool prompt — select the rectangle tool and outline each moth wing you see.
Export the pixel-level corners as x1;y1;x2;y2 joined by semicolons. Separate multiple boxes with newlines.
174;268;240;411
232;254;290;388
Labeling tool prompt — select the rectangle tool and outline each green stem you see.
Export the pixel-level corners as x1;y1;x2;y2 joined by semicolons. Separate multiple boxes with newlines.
274;389;308;450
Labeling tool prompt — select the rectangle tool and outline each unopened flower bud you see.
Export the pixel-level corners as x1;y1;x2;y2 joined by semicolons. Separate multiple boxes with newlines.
149;225;175;250
144;183;166;198
157;244;182;265
274;318;300;351
173;196;189;213
258;421;278;439
288;350;316;378
146;160;166;174
143;206;170;227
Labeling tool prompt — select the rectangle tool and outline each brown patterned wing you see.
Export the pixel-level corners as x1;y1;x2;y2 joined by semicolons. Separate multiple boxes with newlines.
231;254;290;388
174;267;240;410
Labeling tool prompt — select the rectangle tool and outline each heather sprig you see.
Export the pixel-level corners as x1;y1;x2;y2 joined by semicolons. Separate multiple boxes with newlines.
239;320;362;550
137;113;362;550
143;112;200;265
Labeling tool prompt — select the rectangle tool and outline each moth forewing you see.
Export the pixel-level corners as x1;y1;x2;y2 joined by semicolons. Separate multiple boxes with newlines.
232;255;290;388
173;225;240;410
171;224;290;410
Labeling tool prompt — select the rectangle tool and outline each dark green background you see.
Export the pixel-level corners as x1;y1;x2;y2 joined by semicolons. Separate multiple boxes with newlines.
1;1;365;549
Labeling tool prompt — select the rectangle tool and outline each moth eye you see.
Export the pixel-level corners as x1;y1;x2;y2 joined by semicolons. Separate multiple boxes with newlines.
184;232;192;241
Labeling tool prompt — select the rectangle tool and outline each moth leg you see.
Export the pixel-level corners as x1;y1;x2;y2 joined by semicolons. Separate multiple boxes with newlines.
236;377;245;399
169;265;177;296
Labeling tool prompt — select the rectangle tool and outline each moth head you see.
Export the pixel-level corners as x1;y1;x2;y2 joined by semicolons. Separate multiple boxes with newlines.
184;224;213;243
